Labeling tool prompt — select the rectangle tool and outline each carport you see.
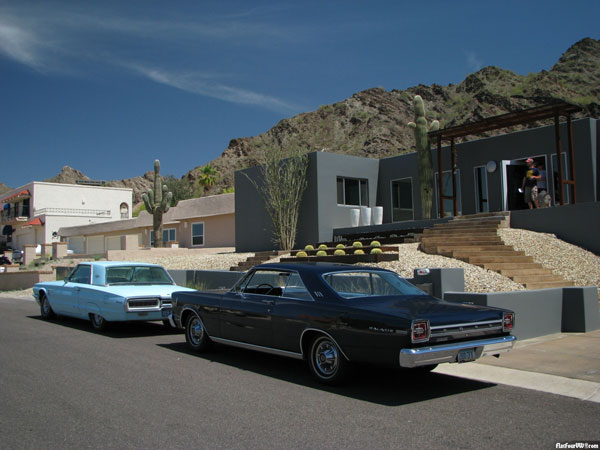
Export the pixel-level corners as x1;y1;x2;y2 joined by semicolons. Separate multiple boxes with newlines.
428;101;582;217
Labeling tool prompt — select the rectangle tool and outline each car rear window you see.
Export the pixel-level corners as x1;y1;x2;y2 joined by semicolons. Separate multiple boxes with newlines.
323;271;426;299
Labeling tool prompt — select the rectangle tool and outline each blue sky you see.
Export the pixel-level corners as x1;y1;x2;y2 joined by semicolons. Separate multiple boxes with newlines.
1;0;598;189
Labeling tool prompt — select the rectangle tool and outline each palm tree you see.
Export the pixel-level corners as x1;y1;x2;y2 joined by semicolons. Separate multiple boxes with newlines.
197;165;218;196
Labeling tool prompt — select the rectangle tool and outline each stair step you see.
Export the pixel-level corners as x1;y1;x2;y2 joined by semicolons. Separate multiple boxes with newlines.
466;255;534;264
499;268;555;277
450;250;525;259
423;228;499;235
479;262;544;271
436;245;514;253
421;237;503;244
509;274;565;284
432;221;502;229
524;280;575;289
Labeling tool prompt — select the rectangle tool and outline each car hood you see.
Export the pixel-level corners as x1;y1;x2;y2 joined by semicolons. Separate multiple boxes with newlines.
347;295;506;326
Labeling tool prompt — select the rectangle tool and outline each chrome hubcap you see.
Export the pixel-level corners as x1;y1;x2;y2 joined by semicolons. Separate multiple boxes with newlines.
93;314;103;326
189;318;203;344
314;340;338;376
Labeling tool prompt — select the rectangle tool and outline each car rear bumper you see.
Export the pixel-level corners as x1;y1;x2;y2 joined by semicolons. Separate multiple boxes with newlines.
399;335;516;368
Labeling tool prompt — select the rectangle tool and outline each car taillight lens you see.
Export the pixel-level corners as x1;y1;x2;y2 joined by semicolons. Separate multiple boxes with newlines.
503;312;515;332
411;320;430;343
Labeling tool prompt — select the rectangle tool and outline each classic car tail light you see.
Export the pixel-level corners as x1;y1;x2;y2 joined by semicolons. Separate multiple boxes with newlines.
502;312;515;332
411;320;430;343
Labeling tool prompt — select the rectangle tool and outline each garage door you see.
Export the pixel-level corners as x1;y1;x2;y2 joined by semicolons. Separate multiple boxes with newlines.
68;237;85;254
106;236;121;251
87;236;104;255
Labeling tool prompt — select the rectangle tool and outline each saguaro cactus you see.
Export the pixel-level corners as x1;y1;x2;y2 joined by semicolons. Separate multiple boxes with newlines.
142;160;173;248
408;95;439;220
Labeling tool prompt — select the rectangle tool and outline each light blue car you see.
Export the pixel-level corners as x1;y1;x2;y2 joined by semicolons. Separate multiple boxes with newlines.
33;261;195;331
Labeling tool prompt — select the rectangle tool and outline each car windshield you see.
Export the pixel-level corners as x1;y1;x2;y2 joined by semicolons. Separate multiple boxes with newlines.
323;270;427;299
105;266;174;285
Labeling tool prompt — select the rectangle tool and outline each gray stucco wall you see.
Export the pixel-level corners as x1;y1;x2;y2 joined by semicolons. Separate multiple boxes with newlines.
235;152;379;252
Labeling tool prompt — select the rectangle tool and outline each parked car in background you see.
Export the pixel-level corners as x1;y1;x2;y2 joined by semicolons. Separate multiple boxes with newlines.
34;261;195;331
172;262;516;385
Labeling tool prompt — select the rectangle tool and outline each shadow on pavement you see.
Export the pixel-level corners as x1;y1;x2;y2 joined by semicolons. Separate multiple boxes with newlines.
159;341;494;406
28;315;182;338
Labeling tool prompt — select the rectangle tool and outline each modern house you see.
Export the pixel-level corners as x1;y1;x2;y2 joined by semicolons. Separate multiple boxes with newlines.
58;193;235;254
235;115;599;253
0;182;133;252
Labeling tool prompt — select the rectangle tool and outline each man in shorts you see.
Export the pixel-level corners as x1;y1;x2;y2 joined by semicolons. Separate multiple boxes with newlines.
521;158;540;209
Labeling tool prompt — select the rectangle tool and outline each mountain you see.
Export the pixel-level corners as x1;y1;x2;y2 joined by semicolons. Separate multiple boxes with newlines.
4;38;597;201
186;37;599;195
0;182;11;196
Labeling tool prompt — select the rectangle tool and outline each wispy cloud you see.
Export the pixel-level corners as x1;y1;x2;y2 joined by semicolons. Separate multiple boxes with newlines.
128;64;299;114
0;4;301;112
465;50;483;72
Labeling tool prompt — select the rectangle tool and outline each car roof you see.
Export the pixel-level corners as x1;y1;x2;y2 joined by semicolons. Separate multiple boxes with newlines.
253;262;393;276
77;261;164;268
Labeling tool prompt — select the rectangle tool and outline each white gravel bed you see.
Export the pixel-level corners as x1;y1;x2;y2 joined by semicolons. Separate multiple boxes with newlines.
365;243;525;293
499;228;600;289
117;251;254;271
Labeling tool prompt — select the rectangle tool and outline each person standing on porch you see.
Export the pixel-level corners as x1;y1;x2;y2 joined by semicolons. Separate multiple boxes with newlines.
537;162;551;207
521;158;540;209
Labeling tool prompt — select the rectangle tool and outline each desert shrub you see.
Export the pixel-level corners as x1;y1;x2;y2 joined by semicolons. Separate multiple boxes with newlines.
370;248;383;254
370;240;381;247
334;249;346;256
354;249;365;255
316;250;327;256
318;244;328;250
352;241;363;248
296;251;308;257
304;245;314;251
336;243;345;249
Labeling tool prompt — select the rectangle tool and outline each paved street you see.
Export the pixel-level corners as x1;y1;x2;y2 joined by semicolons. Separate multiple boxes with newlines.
2;297;599;450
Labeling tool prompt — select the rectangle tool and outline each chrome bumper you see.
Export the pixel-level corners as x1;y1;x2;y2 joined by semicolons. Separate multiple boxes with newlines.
399;335;516;368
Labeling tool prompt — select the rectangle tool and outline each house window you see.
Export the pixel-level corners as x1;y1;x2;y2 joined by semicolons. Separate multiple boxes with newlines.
474;166;489;213
391;178;413;222
150;228;176;246
435;170;462;217
192;222;204;246
337;177;368;206
120;203;129;219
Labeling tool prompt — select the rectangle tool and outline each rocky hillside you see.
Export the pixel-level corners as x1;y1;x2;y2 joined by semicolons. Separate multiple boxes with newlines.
188;37;599;195
4;38;597;201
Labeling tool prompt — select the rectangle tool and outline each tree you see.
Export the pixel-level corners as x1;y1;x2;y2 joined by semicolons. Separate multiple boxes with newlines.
408;95;439;220
197;165;218;196
163;175;192;205
247;148;308;251
142;160;173;248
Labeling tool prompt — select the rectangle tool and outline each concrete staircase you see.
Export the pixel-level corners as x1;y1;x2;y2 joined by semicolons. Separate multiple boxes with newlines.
420;212;574;290
229;251;286;272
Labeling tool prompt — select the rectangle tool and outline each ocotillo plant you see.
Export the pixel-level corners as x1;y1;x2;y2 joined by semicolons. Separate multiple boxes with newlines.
408;95;439;220
142;160;173;248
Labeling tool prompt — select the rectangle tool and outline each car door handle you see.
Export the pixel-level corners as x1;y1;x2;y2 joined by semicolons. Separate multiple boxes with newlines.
262;299;275;305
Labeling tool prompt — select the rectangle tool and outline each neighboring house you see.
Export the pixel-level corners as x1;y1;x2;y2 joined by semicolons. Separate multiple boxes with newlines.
58;193;235;254
0;182;132;251
235;117;599;252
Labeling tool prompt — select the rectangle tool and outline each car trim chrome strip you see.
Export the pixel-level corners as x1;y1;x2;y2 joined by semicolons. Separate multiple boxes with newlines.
430;319;502;330
399;335;516;368
210;337;304;360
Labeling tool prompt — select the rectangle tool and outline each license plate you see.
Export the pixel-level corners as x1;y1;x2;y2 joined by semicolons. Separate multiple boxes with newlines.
161;309;172;318
457;348;476;363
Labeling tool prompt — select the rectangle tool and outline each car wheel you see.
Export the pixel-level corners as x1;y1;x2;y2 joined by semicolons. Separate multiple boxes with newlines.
185;314;211;352
308;335;348;385
39;293;55;320
90;313;108;331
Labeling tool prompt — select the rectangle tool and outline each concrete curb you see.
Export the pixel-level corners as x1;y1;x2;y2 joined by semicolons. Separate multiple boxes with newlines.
435;362;600;403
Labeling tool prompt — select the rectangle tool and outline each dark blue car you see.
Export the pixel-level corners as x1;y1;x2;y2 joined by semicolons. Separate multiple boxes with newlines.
172;262;515;385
